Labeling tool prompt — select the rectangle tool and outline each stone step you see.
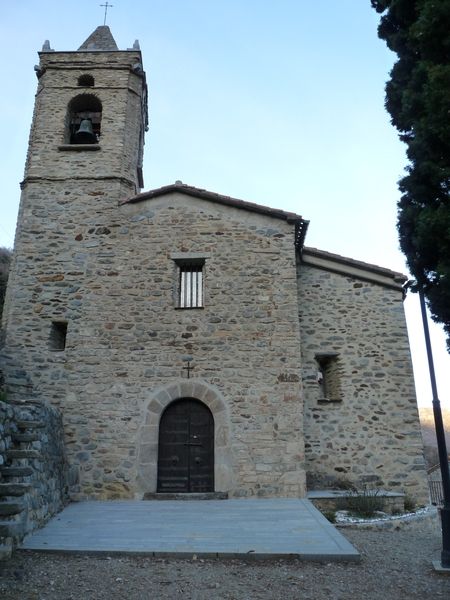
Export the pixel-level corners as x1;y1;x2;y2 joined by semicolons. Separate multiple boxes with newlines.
0;543;12;560
143;492;229;501
0;466;34;478
0;483;32;497
0;520;24;538
16;420;45;430
6;449;40;460
12;432;40;443
0;502;24;517
14;398;43;407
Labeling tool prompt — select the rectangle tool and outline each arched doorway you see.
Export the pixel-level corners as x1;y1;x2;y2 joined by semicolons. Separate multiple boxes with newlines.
157;398;214;493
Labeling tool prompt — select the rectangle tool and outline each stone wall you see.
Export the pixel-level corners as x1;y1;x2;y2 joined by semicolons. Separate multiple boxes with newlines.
0;399;14;472
297;254;429;504
2;179;132;406
0;396;68;550
3;192;305;500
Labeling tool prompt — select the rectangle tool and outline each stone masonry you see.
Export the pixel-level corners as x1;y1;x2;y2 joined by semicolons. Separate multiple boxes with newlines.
0;396;68;554
4;187;306;499
298;249;429;503
0;26;429;509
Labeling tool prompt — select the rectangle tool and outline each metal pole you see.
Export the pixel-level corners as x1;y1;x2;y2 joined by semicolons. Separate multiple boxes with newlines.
419;288;450;568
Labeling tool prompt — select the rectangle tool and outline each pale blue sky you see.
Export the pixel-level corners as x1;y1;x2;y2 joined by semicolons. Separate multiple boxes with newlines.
0;0;448;408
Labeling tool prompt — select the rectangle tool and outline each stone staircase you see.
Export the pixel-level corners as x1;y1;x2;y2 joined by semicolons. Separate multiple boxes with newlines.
0;419;44;559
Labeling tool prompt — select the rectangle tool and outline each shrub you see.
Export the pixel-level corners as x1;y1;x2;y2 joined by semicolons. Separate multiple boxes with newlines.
344;486;385;518
322;510;336;523
404;495;416;512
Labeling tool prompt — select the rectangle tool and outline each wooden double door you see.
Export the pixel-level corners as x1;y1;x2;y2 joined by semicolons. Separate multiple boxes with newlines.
157;398;214;493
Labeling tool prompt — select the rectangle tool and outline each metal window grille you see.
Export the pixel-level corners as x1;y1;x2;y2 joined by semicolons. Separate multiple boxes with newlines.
179;264;203;308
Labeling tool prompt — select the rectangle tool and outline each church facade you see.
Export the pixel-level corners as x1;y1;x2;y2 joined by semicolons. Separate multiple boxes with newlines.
1;27;428;503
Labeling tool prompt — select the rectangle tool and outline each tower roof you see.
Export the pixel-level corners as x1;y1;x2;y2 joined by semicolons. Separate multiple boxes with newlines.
78;26;119;51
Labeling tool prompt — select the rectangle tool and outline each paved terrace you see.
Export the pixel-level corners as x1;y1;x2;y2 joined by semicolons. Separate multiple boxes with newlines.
21;498;360;561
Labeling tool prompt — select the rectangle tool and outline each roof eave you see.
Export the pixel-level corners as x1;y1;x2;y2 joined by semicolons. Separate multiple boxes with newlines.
122;183;302;221
301;247;407;290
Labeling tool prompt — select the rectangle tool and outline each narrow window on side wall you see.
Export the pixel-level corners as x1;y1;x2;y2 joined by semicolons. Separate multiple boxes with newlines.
49;321;68;351
315;353;341;403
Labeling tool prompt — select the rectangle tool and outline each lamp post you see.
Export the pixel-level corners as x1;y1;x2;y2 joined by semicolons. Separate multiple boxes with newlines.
415;286;450;569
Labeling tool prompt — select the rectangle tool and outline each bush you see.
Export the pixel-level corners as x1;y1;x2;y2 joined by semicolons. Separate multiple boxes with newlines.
404;495;416;512
322;510;337;523
344;486;385;518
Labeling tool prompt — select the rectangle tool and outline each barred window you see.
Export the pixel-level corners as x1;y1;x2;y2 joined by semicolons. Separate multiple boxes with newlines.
179;264;203;308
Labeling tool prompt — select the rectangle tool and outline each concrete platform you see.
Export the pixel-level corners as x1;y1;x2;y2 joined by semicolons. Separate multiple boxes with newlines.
20;498;360;561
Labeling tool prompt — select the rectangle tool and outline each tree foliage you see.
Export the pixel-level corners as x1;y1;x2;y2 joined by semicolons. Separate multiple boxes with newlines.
0;247;12;318
371;0;450;350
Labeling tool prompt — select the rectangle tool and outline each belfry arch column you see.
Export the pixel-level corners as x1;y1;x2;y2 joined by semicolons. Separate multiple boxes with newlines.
137;379;233;495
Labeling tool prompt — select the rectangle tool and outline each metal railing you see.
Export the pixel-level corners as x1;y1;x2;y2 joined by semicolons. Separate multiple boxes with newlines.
429;480;444;506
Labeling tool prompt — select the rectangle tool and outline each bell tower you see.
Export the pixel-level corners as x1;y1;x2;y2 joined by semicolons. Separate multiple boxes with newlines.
2;26;148;402
24;26;147;196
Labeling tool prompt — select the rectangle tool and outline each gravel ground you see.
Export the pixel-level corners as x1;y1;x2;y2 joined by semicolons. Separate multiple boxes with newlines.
1;518;449;599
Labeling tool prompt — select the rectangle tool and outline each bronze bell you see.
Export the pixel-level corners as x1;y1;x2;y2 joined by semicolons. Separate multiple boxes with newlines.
73;119;97;144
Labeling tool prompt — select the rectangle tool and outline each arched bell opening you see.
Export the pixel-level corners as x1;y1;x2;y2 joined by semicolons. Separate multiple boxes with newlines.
157;398;214;493
77;74;95;87
66;93;102;144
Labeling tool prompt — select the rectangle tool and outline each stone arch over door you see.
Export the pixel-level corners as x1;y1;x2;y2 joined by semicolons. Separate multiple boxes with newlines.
137;379;233;495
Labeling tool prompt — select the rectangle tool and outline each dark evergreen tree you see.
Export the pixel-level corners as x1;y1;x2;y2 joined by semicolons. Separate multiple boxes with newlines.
371;0;450;350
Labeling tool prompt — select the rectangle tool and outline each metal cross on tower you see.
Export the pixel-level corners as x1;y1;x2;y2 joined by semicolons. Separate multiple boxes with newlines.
100;2;114;25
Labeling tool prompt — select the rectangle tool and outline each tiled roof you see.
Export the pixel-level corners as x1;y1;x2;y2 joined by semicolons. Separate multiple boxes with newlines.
122;181;304;224
303;247;406;283
78;26;119;51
